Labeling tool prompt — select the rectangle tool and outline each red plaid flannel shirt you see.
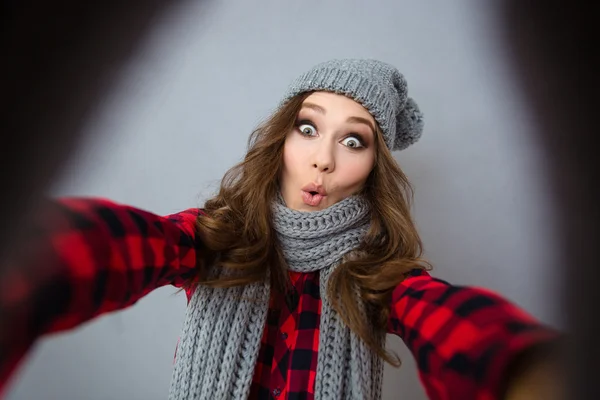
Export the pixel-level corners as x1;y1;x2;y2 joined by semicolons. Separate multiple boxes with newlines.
0;198;557;399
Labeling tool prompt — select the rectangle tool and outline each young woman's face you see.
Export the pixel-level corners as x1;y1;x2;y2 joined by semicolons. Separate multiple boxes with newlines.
280;92;377;212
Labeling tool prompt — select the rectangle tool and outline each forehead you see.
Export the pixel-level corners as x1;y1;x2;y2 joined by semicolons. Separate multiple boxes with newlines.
301;92;375;122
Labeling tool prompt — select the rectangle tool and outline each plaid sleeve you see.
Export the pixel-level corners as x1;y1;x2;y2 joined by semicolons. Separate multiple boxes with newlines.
388;269;559;400
0;198;202;395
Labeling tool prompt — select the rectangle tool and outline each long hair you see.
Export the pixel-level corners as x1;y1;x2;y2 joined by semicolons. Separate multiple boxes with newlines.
187;92;430;366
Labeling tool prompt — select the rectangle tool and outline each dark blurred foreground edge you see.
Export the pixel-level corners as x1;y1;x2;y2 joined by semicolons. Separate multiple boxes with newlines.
500;2;599;399
0;0;188;392
0;1;186;261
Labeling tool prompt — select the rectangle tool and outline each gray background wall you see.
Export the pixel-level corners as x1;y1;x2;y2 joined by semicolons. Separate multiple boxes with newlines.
6;1;561;399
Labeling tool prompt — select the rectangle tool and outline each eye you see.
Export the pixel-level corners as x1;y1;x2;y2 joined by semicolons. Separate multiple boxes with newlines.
341;135;364;149
298;122;317;137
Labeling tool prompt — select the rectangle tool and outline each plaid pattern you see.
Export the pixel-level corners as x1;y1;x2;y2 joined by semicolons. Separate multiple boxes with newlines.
246;271;321;400
389;269;558;400
0;198;200;397
0;199;558;399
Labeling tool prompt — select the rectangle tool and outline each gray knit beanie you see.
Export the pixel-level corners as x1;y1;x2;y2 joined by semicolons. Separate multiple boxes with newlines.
281;59;423;151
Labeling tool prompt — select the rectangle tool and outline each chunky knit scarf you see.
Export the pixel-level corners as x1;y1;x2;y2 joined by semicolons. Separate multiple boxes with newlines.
168;195;385;399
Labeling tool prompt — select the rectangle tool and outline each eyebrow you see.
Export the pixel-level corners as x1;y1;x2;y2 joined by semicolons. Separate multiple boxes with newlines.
301;102;376;134
347;116;376;135
301;102;326;114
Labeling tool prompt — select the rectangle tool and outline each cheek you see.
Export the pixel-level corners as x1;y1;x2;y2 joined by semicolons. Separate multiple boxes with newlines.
337;152;375;189
282;141;298;173
281;138;305;183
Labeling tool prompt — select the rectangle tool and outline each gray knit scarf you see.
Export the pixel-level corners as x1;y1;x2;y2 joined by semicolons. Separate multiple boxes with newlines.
168;195;385;399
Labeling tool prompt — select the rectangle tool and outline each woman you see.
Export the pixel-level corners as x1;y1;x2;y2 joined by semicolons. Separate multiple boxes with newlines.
0;59;559;399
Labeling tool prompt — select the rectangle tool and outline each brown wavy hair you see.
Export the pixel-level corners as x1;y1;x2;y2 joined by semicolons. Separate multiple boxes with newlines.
187;92;430;366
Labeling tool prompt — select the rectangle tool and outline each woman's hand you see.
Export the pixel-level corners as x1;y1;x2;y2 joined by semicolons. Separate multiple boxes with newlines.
504;349;563;400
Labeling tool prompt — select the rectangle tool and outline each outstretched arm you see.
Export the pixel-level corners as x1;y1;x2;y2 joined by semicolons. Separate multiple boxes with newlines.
388;269;560;400
0;198;202;395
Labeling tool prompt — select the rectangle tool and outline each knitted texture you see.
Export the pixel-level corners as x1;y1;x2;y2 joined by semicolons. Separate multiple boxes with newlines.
281;59;424;151
168;195;385;399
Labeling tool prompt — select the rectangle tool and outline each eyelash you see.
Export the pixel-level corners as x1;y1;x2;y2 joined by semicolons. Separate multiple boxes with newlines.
296;119;317;137
295;119;367;149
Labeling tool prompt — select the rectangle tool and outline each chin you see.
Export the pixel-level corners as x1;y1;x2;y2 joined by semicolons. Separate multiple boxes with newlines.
286;200;324;212
303;199;335;212
293;204;319;212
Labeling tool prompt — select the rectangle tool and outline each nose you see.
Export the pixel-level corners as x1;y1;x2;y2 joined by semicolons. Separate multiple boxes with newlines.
312;141;335;173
